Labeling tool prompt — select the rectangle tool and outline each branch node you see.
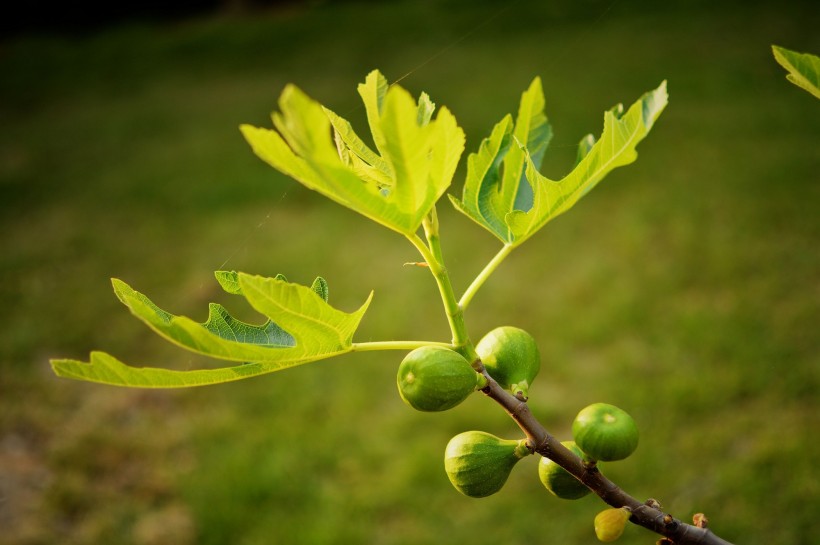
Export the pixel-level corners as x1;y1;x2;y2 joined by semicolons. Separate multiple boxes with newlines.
662;514;679;531
582;458;598;471
645;498;663;510
693;513;709;529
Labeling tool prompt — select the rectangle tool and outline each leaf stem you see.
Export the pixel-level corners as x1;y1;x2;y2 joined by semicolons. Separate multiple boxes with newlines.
459;243;515;311
406;211;476;362
351;340;451;352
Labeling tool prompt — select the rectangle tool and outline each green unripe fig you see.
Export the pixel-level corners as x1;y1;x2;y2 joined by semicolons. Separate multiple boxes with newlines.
397;346;482;412
572;403;639;462
538;441;591;500
444;431;531;498
475;326;540;399
594;507;631;542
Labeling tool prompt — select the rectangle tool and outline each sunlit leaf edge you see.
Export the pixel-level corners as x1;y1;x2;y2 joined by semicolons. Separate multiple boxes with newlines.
50;351;346;389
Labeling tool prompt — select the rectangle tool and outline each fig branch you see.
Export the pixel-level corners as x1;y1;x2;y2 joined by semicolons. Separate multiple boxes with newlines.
410;210;735;545
480;371;735;545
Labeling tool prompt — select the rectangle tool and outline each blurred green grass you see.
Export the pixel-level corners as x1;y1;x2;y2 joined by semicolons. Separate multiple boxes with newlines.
1;1;818;544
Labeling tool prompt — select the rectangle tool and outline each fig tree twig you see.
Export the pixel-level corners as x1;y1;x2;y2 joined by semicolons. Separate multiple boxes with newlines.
478;369;735;545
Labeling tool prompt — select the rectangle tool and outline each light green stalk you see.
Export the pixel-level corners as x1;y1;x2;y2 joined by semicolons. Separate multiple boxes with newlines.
406;207;479;364
459;243;515;311
351;340;451;352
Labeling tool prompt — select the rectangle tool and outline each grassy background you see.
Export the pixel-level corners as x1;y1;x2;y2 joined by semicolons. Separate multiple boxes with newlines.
1;1;818;543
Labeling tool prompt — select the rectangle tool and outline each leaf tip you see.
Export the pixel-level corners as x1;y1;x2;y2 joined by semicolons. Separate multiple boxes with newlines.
363;289;376;309
215;270;242;295
447;193;464;208
656;80;670;105
50;353;98;380
110;277;132;303
365;68;386;81
110;277;125;289
238;124;263;142
49;357;68;376
311;276;330;302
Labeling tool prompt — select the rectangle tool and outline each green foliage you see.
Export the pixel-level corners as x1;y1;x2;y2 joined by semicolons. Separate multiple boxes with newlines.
506;82;668;245
51;273;372;387
772;45;820;100
449;77;553;243
451;79;667;246
49;71;666;391
241;70;465;236
6;4;817;543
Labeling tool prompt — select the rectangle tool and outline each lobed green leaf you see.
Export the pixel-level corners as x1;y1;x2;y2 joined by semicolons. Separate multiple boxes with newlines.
50;273;372;388
502;76;553;213
506;81;668;244
448;115;514;240
449;77;553;243
242;69;465;236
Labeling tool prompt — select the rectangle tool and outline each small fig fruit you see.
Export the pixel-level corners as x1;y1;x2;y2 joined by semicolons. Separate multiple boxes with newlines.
538;441;591;500
594;507;631;542
444;431;530;498
475;326;540;399
397;346;480;412
572;403;639;462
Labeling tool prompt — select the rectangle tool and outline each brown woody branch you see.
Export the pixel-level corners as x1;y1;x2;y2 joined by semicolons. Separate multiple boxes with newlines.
477;368;734;545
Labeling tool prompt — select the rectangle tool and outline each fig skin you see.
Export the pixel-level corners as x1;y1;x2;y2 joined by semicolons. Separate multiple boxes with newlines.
475;326;540;398
444;431;530;498
396;346;480;412
572;403;639;462
594;507;631;542
538;441;591;500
